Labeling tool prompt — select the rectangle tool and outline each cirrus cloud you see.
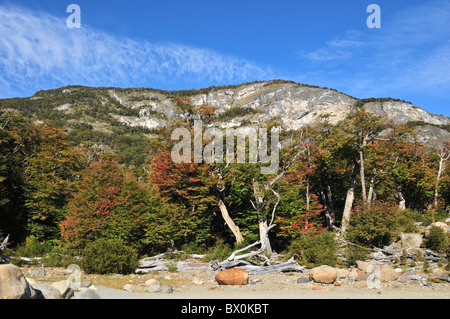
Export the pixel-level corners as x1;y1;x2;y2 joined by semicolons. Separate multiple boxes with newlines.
0;4;273;98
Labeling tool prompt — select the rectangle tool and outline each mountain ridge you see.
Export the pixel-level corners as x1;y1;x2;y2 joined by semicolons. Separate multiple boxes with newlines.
1;79;449;154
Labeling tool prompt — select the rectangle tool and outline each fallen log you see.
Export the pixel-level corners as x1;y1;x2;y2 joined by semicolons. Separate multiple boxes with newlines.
210;259;258;271
212;257;304;274
136;258;211;273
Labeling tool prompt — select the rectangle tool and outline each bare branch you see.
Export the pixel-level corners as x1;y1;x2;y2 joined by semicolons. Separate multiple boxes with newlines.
269;189;280;227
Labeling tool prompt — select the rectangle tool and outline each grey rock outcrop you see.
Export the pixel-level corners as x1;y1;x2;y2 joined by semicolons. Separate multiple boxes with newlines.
0;264;38;299
108;82;449;133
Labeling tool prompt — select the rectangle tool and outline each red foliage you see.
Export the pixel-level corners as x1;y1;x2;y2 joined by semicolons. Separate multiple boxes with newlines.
276;208;325;239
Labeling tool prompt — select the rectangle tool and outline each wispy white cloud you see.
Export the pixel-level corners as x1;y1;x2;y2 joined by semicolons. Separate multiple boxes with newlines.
301;31;366;62
0;4;273;98
297;0;450;100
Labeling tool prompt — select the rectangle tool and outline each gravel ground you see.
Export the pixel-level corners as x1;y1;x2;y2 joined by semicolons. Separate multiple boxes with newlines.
71;269;449;299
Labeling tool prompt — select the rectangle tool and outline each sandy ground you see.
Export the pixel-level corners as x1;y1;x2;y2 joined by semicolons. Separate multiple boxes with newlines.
67;269;450;300
22;265;449;300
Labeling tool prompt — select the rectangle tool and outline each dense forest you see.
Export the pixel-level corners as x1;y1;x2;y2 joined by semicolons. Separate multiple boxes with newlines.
0;93;449;274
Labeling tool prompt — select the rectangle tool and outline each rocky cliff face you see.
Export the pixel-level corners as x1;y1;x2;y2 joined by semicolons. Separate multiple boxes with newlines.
108;81;450;131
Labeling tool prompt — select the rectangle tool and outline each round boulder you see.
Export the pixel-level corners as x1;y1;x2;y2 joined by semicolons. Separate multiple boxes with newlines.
309;265;338;284
215;268;249;285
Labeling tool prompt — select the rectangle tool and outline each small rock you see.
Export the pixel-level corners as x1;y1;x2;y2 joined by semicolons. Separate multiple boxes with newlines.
250;279;263;285
312;283;327;291
192;279;204;285
333;281;342;286
297;277;310;284
159;284;173;293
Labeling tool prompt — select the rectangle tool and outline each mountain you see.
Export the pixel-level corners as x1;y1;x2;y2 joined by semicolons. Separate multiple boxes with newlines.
106;80;450;130
1;80;449;160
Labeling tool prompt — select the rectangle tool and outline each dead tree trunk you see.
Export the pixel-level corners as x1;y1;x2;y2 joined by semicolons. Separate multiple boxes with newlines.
320;181;335;230
394;183;406;210
0;235;10;251
359;149;367;203
341;161;360;234
367;167;377;205
218;199;244;245
434;151;449;209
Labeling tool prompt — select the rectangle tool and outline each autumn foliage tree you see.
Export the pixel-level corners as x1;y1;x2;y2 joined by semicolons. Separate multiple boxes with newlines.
0;111;84;242
24;123;85;240
61;157;148;250
149;149;216;246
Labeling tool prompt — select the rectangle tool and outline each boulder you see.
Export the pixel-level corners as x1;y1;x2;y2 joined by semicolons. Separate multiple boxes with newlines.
0;264;38;299
32;283;63;299
356;260;374;273
336;268;350;279
215;268;249;285
145;278;160;286
51;279;75;299
356;271;370;281
145;278;161;292
380;265;398;282
399;233;423;250
75;288;101;299
123;283;147;293
309;265;337;284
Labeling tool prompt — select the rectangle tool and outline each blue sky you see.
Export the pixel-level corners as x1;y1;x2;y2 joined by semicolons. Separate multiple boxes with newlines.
0;0;449;116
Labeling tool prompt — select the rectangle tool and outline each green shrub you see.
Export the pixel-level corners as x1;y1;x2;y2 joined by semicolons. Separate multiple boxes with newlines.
165;260;178;272
344;245;370;267
393;209;420;233
202;239;233;262
13;236;54;258
41;246;78;268
346;201;397;248
288;231;338;268
80;238;139;274
425;226;448;252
